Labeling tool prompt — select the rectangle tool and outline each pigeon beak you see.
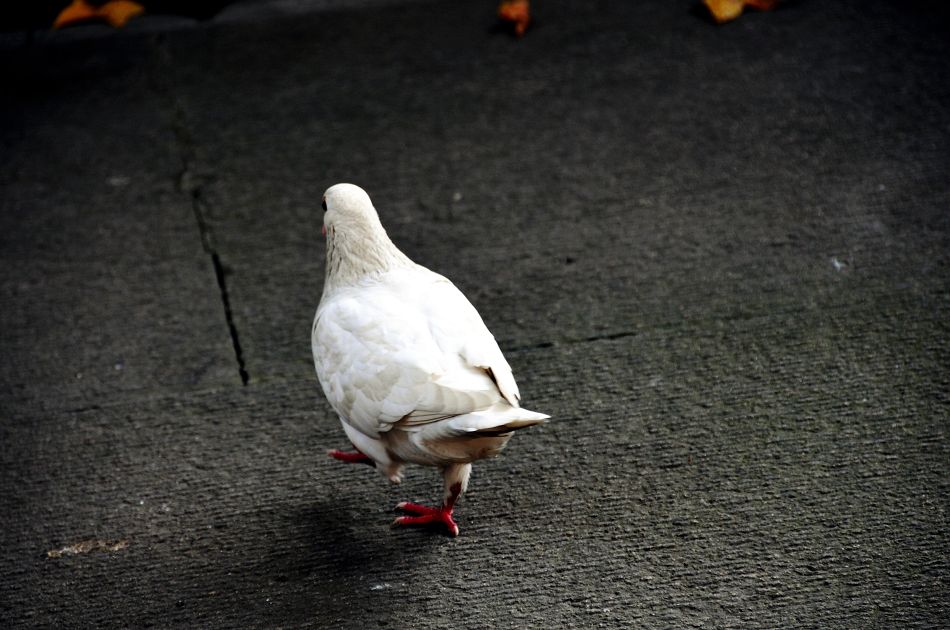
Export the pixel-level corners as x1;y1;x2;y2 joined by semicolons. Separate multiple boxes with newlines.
322;224;327;237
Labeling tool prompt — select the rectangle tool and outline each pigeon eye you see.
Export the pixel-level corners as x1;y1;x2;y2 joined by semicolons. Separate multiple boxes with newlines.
321;199;328;212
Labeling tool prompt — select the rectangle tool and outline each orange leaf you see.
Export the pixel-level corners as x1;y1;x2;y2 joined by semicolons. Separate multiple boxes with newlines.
98;0;146;28
52;0;145;29
498;0;531;37
704;0;778;24
52;0;97;29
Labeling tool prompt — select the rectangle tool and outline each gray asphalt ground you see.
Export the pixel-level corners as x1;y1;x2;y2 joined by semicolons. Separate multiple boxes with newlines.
2;0;948;627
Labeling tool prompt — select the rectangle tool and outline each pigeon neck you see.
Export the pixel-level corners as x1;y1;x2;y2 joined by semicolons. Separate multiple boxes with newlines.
323;222;413;293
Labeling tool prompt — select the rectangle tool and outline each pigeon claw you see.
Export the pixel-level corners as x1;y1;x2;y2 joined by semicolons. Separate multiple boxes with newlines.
393;502;460;537
327;449;374;466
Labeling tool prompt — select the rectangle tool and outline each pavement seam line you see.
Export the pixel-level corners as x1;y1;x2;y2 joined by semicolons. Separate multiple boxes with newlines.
507;330;639;353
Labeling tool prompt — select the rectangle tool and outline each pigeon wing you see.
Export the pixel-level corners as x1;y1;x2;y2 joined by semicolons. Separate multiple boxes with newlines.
421;274;521;407
312;269;518;439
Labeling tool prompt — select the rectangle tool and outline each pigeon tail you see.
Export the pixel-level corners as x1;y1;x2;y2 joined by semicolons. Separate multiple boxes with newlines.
394;404;548;465
443;404;549;439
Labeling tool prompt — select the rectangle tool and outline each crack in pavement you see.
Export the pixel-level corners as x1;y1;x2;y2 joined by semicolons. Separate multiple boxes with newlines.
507;330;639;353
148;35;249;386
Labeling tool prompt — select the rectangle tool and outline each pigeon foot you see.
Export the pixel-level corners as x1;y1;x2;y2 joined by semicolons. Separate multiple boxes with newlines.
393;502;460;537
327;449;374;465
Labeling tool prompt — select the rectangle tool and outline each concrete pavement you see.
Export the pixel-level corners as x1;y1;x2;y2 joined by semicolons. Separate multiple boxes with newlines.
1;0;948;626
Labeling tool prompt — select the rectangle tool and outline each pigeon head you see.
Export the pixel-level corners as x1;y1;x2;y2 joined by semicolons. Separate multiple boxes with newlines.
320;183;412;292
322;183;379;238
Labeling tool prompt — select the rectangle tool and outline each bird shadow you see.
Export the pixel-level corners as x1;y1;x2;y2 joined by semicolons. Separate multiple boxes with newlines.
266;499;390;581
260;494;448;584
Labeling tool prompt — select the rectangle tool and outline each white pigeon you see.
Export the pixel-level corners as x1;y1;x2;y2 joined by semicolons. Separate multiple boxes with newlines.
311;183;549;536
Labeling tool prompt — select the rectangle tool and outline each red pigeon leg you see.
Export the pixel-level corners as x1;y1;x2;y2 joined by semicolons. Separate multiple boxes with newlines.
393;482;462;537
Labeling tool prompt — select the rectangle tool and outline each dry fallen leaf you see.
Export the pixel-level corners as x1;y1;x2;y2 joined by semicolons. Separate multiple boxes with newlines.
498;0;531;38
53;0;95;27
47;539;129;558
704;0;779;24
53;0;145;29
97;0;145;27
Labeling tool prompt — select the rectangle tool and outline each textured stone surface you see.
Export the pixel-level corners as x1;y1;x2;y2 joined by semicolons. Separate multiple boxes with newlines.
0;36;238;409
1;0;948;627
